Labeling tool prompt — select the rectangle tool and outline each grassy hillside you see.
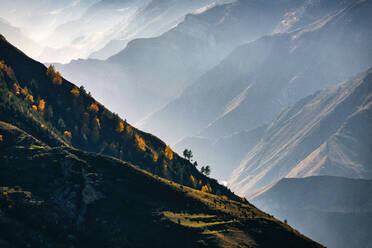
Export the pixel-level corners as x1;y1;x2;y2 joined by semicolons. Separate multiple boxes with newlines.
0;34;238;201
0;121;323;247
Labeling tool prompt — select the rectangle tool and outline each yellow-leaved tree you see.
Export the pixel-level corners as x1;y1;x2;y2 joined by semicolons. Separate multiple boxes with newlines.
70;87;80;97
116;121;124;133
190;175;196;187
135;134;146;151
46;65;62;85
89;102;99;113
201;184;212;193
64;131;72;139
38;99;45;113
165;145;173;160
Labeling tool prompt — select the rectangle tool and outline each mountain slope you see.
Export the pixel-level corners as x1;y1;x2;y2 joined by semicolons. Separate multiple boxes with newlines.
143;0;372;145
229;67;372;195
0;34;238;201
0;121;323;247
57;0;317;123
89;0;222;60
174;125;267;181
250;176;372;248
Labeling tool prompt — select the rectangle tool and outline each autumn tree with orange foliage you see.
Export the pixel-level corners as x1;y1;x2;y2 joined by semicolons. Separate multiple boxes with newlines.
25;94;34;103
21;87;28;96
201;184;212;193
89;102;99;113
12;83;20;95
93;117;101;129
0;61;14;78
153;152;159;162
135;134;146;151
126;124;133;135
165;145;173;160
38;99;45;112
70;87;80;96
116;121;124;133
46;65;62;85
189;175;196;187
64;131;72;139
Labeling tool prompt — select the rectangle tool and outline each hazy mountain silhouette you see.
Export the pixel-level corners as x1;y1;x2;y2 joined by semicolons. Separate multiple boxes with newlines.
89;0;225;60
144;0;371;146
57;0;320;123
229;67;372;195
250;176;372;248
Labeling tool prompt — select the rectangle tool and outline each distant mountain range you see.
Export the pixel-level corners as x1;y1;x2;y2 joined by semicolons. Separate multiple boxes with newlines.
145;0;371;144
250;176;372;248
0;0;224;63
57;0;353;125
229;67;372;194
89;0;228;60
0;34;323;247
140;0;372;182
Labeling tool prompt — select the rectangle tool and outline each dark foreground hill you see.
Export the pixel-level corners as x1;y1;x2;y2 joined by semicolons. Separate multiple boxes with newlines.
250;176;372;248
0;121;323;247
0;33;236;200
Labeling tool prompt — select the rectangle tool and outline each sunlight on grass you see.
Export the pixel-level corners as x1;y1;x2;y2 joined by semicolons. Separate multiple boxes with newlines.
162;211;233;228
29;144;46;150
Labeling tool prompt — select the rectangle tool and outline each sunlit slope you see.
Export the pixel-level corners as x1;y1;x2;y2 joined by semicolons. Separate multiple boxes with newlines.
141;0;369;144
0;121;323;247
230;68;372;195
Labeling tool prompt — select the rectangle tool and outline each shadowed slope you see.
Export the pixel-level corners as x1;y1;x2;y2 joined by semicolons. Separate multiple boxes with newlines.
0;34;237;201
250;176;372;248
0;121;323;247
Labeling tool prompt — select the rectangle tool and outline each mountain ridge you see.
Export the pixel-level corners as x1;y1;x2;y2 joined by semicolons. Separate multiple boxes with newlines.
0;33;239;202
229;67;372;195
